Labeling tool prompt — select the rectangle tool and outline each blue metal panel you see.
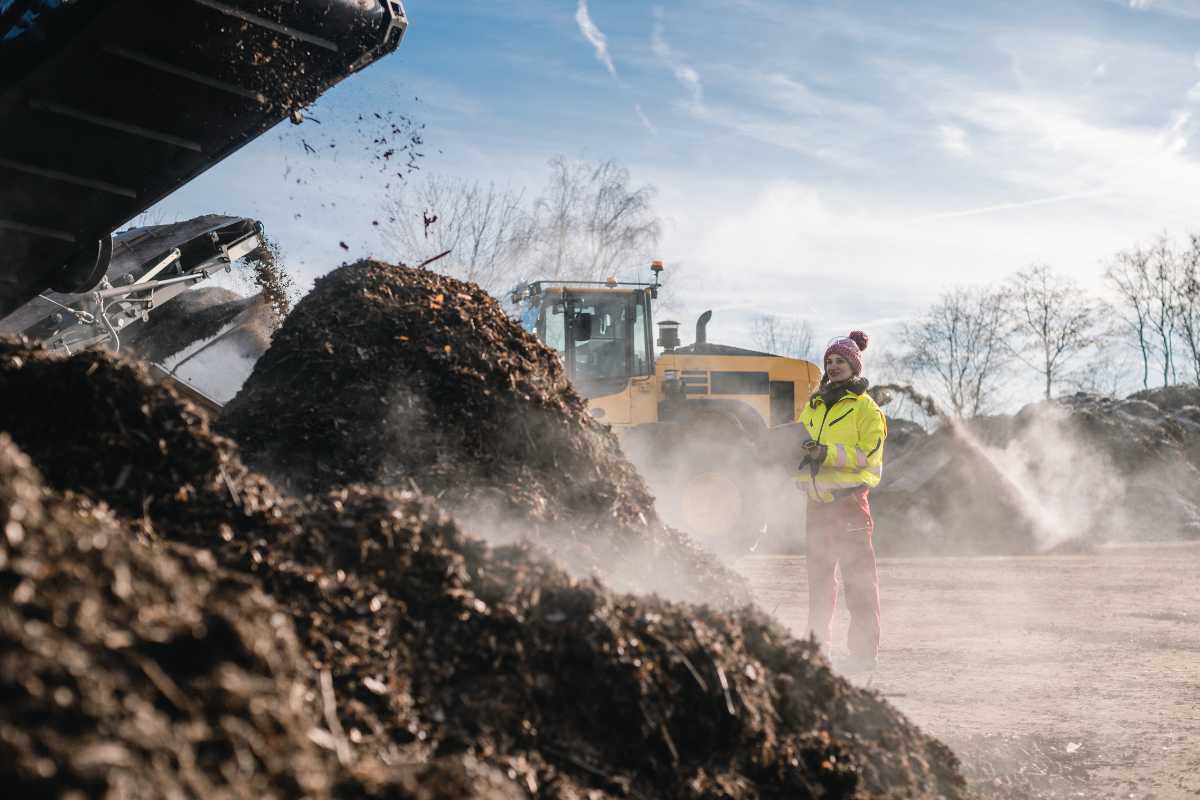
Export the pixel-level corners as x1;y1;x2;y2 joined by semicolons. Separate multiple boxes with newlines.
2;1;67;42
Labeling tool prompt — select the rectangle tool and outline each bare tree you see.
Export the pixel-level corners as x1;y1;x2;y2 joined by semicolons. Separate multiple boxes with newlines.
749;314;815;359
1006;264;1100;399
382;158;662;295
865;344;935;428
901;286;1011;418
1175;234;1200;385
1107;236;1187;389
1061;335;1135;398
1106;246;1155;390
526;157;662;282
1145;235;1182;387
381;175;530;294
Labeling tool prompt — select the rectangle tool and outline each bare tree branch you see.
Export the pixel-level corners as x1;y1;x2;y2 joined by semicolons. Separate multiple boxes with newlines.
1146;235;1182;387
1174;235;1200;385
381;158;662;296
749;314;815;359
1106;245;1155;390
1106;236;1186;389
1006;264;1100;399
527;157;662;283
381;175;530;294
901;286;1011;418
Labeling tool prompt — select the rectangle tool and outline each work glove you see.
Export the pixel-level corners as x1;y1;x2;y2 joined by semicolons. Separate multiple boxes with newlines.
800;440;828;468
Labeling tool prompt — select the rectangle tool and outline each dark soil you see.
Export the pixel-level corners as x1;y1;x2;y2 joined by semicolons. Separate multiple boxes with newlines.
217;261;743;606
0;433;337;799
1;332;967;799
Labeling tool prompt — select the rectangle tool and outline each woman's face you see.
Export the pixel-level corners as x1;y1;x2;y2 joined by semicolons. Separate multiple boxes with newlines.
825;353;853;383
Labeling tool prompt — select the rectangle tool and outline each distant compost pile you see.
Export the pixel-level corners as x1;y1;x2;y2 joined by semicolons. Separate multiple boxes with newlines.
217;261;737;605
873;387;1200;555
0;337;967;799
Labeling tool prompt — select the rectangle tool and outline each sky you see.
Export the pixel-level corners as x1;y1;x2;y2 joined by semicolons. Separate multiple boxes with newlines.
150;0;1200;380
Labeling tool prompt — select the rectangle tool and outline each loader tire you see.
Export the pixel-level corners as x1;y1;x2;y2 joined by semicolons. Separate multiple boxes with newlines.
651;437;767;556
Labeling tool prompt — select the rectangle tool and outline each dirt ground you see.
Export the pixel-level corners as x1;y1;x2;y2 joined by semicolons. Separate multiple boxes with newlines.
738;542;1200;800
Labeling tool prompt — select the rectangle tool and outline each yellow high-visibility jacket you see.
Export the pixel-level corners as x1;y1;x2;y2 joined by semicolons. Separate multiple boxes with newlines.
796;381;887;503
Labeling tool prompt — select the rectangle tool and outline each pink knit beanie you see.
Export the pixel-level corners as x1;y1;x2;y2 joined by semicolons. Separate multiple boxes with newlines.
823;331;869;376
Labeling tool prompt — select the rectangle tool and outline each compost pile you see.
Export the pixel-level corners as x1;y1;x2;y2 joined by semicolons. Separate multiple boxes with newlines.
873;387;1200;555
218;261;736;605
0;433;340;799
1;328;966;798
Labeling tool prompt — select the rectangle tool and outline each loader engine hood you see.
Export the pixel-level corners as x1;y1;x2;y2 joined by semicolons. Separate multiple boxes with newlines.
0;0;408;316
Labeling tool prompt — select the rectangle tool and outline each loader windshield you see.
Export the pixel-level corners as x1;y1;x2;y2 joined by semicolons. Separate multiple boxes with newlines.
516;291;652;384
513;286;653;389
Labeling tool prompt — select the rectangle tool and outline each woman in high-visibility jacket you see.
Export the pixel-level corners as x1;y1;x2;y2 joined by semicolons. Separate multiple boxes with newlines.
797;331;887;672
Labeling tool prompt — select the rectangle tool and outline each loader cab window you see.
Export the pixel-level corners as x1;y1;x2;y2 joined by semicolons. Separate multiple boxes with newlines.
533;292;651;384
543;302;566;353
562;295;631;381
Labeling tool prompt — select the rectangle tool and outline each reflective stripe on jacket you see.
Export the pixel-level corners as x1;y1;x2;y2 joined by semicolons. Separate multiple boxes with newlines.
796;384;887;503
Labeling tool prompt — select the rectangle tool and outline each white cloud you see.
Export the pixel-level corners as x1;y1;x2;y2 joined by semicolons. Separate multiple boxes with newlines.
759;73;884;127
649;26;877;167
575;0;617;77
1125;0;1200;16
954;90;1200;201
634;103;658;135
938;124;972;157
651;20;703;107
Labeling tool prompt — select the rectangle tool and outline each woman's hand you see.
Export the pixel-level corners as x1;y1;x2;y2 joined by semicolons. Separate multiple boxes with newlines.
801;439;828;466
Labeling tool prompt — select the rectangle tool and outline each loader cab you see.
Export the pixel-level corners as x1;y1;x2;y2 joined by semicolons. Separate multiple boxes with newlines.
512;281;658;427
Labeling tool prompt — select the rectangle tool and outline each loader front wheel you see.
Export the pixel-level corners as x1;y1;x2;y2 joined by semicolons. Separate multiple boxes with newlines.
670;441;769;555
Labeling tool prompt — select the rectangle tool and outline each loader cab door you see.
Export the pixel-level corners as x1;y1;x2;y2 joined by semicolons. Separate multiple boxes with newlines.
536;290;655;426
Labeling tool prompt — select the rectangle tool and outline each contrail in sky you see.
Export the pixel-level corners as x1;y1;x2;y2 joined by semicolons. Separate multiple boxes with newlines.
912;188;1110;223
576;0;617;77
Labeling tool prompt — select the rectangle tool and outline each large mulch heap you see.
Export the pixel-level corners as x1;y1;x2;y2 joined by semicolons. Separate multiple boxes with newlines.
217;261;737;605
0;433;337;799
1;338;966;799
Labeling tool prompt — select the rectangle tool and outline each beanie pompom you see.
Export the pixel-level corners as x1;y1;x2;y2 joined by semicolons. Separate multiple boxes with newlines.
849;330;869;352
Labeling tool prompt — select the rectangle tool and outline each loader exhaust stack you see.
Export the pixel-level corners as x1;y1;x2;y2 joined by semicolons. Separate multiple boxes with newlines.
695;309;712;346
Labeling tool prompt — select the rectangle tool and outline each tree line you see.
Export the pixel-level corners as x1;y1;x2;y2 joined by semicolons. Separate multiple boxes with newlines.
387;161;1200;414
891;235;1200;418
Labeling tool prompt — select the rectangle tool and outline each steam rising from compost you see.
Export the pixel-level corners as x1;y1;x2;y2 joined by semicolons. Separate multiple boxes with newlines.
870;384;1146;552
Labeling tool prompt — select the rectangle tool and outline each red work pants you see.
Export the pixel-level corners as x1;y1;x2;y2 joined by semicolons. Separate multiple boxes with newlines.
805;488;880;659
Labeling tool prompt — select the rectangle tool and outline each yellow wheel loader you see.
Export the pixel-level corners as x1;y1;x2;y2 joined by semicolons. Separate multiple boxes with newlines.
509;263;822;550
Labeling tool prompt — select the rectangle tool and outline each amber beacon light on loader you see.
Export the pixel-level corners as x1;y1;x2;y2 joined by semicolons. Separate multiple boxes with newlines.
509;263;823;549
